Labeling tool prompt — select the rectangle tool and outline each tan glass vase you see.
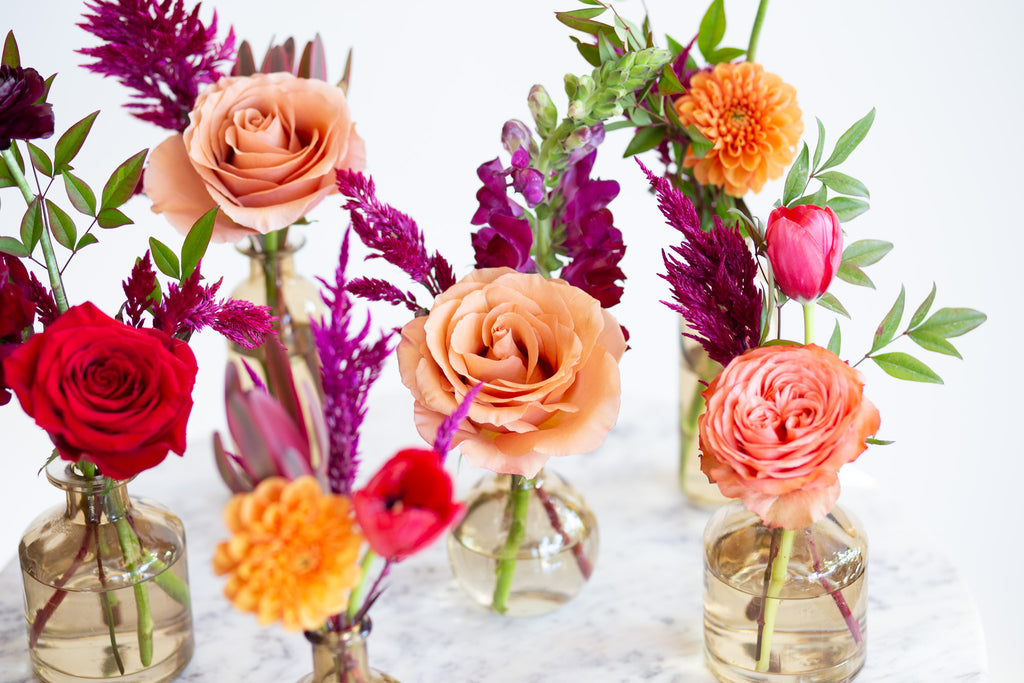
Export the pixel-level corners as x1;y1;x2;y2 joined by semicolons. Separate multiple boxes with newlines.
447;467;598;617
298;619;398;683
703;501;867;683
678;316;728;506
18;461;193;682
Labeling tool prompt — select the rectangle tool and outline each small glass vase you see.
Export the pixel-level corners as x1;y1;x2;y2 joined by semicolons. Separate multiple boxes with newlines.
703;501;867;683
18;461;194;683
298;619;398;683
447;467;598;617
678;316;727;507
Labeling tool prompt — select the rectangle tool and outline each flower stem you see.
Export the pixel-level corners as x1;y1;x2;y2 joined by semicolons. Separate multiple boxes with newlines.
113;497;154;667
1;145;69;313
491;474;531;614
535;484;592;579
94;523;125;675
746;0;771;63
346;549;378;621
755;527;795;672
803;301;815;346
806;527;862;643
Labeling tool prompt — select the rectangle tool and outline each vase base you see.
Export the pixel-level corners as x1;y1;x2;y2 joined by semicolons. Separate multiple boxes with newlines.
705;646;865;683
295;668;399;683
29;635;194;683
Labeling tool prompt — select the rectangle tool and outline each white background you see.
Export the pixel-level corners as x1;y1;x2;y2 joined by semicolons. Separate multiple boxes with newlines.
3;0;1020;680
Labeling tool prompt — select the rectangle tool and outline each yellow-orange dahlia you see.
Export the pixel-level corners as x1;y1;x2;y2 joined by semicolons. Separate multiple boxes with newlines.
213;476;364;631
675;62;803;197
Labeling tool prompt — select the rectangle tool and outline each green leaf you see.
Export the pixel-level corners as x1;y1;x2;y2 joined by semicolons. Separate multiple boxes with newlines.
826;196;870;222
816;170;869;198
45;199;77;250
907;331;962;358
793;183;828;208
819;108;876;171
149;237;180;279
913;307;987;339
818;292;850;318
613;14;645;51
26;142;52;177
555;8;608;35
870;285;905;353
19;197;42;252
707;46;745;63
2;31;19;68
181;208;217;279
75;233;99;251
782;142;810;206
597;29;619;64
666;34;684;55
96;207;132;229
623;126;667;157
908;283;937;329
686;125;714;159
658;63;685;95
842;239;892;267
836;262;875;288
54;111;99;172
0;152;14;188
63;171;97;216
812;117;826;171
100;149;148;210
570;36;601;67
871;352;943;384
827;320;842;356
866;437;895;446
0;236;29;257
697;0;726;61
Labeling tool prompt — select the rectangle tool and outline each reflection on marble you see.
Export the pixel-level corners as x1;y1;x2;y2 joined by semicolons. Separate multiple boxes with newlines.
0;398;987;682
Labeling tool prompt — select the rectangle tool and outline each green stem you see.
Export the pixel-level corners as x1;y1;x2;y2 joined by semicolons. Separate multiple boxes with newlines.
491;475;531;614
803;301;815;346
94;523;126;675
533;214;553;279
113;501;153;667
1;146;68;313
755;527;795;672
346;550;377;620
746;0;771;63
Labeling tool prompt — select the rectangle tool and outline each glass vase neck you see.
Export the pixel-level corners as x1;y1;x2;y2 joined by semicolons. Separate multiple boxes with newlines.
45;460;132;523
303;619;387;683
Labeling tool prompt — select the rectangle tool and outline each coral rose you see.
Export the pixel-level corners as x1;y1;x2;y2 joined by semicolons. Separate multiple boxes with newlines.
397;268;626;478
144;72;365;242
698;344;880;529
213;476;364;631
675;62;802;197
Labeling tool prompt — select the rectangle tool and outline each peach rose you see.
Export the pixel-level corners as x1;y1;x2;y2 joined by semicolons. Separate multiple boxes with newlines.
144;72;365;243
397;268;626;478
698;344;880;529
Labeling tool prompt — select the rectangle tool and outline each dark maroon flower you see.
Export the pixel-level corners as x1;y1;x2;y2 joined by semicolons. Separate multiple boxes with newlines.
1;342;21;406
0;254;36;340
121;252;159;328
353;448;463;560
471;214;535;272
78;0;236;132
0;65;54;150
562;249;626;309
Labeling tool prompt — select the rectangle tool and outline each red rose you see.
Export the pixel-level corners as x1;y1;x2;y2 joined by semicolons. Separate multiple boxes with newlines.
3;302;198;479
353;449;463;561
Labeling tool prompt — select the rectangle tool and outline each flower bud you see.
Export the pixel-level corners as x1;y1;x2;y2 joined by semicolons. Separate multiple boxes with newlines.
765;205;842;303
501;119;536;156
528;85;557;137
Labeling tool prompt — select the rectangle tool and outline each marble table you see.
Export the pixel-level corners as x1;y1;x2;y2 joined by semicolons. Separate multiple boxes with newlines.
0;397;987;682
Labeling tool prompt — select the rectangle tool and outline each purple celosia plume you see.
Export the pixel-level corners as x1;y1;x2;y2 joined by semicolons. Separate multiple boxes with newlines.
432;383;482;458
640;159;762;366
337;170;455;300
78;0;235;132
313;230;395;496
0;66;55;150
151;262;274;347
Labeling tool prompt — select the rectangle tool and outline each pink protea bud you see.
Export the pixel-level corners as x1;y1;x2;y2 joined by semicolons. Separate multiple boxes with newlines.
765;205;842;303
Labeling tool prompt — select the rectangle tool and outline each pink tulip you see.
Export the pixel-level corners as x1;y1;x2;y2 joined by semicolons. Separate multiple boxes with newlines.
765;205;843;303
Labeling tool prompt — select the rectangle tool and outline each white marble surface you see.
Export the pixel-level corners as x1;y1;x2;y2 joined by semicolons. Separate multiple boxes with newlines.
0;397;987;683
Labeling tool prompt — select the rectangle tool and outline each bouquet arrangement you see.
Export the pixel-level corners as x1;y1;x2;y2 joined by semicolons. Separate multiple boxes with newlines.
0;26;273;678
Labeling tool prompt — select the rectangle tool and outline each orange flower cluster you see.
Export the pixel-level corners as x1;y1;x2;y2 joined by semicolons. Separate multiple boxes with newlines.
675;62;803;197
213;476;364;631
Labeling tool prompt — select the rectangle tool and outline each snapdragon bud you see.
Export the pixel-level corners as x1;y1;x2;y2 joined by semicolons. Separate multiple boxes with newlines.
501;119;536;156
528;85;557;137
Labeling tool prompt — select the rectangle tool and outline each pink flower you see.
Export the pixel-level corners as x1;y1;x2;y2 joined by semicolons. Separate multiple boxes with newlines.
698;344;880;529
765;205;842;303
353;449;462;560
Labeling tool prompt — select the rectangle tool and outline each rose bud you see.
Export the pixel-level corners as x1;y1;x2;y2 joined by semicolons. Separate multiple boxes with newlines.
765;205;842;303
353;449;463;561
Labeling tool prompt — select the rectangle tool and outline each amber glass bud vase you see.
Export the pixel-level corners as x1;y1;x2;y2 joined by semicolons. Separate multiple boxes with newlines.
18;461;193;682
678;319;727;506
298;619;398;683
703;501;867;683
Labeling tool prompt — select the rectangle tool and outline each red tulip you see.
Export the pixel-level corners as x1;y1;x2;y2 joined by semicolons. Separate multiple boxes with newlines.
353;449;463;561
765;205;842;303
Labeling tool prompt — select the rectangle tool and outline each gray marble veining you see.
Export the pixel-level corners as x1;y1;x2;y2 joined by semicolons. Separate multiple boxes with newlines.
0;398;986;682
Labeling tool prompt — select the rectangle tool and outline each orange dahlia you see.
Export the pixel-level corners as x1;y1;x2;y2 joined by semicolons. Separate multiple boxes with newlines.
675;62;803;197
213;476;364;631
